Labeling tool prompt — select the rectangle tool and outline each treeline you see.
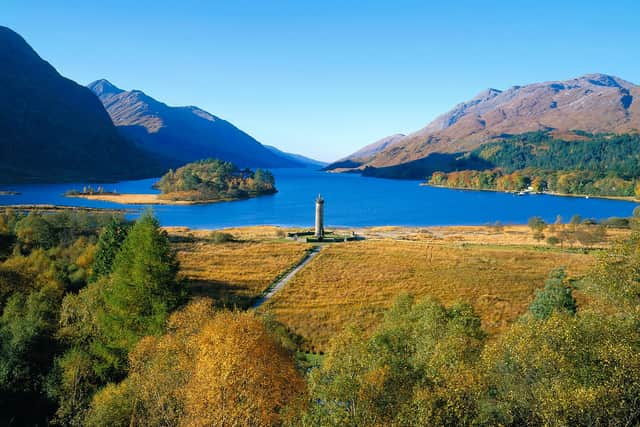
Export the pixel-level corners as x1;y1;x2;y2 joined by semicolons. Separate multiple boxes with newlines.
0;210;130;424
476;131;640;176
428;132;640;197
527;214;610;247
156;158;276;201
1;209;640;425
430;168;639;197
0;209;303;426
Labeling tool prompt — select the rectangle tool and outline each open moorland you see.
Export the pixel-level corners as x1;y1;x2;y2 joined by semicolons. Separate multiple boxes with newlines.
262;239;595;351
167;227;311;308
165;224;627;352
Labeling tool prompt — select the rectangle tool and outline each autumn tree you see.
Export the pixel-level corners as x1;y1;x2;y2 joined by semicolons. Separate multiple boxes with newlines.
303;295;486;426
587;231;640;314
86;302;304;427
85;299;216;427
479;313;640;426
182;310;305;426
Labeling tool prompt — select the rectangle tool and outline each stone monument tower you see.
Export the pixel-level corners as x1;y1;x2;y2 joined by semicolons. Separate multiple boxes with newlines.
315;194;325;238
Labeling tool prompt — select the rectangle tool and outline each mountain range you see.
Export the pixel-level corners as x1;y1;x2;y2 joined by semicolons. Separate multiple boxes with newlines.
88;80;308;169
0;26;323;184
328;73;640;178
0;26;165;183
264;145;327;168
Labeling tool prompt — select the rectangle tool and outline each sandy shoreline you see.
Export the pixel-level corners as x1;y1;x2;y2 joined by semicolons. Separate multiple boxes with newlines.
65;193;231;205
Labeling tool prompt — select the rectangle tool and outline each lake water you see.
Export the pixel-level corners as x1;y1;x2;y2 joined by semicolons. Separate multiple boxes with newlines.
0;168;637;229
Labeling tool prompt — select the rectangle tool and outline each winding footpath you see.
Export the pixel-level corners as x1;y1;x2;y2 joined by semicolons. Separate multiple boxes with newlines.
252;246;322;309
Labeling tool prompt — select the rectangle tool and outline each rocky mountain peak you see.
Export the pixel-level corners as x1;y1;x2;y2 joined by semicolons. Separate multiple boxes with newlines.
87;79;124;96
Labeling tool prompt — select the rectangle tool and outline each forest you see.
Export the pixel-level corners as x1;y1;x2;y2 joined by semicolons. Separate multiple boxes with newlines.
156;158;277;201
428;132;640;197
0;209;639;426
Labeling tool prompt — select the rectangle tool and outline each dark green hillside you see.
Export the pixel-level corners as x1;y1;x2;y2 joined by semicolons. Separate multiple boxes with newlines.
474;131;640;177
427;131;640;197
0;26;165;183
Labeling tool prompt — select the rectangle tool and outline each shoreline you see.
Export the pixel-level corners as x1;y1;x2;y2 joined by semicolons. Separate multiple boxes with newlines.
421;183;638;203
65;193;248;205
0;204;129;214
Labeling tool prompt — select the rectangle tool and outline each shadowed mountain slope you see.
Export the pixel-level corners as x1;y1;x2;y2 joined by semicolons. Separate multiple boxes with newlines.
89;79;302;168
0;26;165;183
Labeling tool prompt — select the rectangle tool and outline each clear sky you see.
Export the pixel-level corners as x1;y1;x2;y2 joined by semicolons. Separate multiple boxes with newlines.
2;0;639;161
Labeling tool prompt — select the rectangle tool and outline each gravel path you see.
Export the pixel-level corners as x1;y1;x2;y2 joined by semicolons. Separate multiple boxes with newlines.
252;246;322;309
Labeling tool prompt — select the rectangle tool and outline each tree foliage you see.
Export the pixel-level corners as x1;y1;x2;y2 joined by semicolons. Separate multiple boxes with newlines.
302;295;486;426
480;313;640;426
156;158;276;201
428;131;640;197
90;217;130;282
95;212;184;376
86;301;305;427
528;268;577;320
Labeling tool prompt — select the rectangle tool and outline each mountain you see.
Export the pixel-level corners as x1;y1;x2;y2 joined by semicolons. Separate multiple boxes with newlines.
346;133;406;160
325;134;405;170
88;80;302;168
0;26;165;183
329;74;640;178
264;145;327;168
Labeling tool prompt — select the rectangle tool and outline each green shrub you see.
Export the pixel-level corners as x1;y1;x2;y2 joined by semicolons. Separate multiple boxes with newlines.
528;268;576;320
209;231;234;244
546;236;560;246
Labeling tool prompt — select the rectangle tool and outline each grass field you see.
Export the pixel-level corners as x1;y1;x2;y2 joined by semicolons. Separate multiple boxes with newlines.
263;239;596;352
169;229;311;308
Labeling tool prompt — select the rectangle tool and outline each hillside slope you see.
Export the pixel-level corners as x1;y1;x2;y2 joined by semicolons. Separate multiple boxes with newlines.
0;27;165;183
264;145;327;168
330;74;640;177
89;80;301;168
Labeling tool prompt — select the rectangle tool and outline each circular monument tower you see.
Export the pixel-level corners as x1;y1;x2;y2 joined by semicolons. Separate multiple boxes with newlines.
315;194;325;239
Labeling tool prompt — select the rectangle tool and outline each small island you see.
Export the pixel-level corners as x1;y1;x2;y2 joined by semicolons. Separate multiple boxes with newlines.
66;159;277;205
0;190;20;196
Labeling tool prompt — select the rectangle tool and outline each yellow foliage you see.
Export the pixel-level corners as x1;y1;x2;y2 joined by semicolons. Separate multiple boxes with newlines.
75;243;96;270
86;300;304;426
85;381;135;427
480;313;640;425
181;311;306;427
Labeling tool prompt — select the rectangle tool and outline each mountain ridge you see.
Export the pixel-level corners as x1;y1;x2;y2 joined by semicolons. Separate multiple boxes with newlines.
88;79;302;168
264;145;327;168
328;73;640;177
0;27;165;183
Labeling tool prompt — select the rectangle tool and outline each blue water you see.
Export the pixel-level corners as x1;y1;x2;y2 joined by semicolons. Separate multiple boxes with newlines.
0;168;637;229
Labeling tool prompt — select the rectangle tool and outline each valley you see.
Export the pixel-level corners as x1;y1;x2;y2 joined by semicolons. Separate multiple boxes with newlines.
1;11;640;425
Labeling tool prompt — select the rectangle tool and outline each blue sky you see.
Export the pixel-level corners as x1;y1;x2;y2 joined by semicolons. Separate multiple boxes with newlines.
2;0;639;161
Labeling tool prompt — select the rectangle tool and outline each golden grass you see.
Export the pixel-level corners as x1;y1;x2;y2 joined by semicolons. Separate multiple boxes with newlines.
170;230;311;308
352;224;628;247
263;240;595;352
